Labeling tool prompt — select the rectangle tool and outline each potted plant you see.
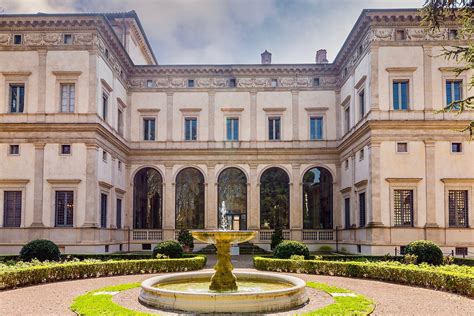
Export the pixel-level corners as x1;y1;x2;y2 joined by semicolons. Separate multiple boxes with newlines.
177;228;194;252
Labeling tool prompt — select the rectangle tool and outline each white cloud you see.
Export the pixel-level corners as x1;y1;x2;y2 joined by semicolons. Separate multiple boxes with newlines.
2;0;425;64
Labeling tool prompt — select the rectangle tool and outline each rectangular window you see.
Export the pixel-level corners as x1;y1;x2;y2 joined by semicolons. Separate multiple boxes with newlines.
344;106;350;133
60;83;75;112
102;92;108;121
394;189;414;226
359;148;364;160
63;34;73;44
229;78;236;87
358;89;365;118
448;29;458;40
102;150;107;162
55;191;73;227
226;117;239;141
3;191;21;227
448;190;468;227
395;29;406;40
118;161;122;170
359;192;366;227
143;118;156;141
397;142;408;153
9;145;19;155
310;117;323;140
344;197;351;229
101;193;107;228
446;80;462;108
184;117;198;141
146;80;153;88
117;109;124;136
268;117;281;140
393;80;409;110
60;144;71;155
187;79;195;88
313;78;320;87
455;247;468;256
451;142;462;153
13;34;22;44
271;79;278;87
9;84;25;113
116;198;122;229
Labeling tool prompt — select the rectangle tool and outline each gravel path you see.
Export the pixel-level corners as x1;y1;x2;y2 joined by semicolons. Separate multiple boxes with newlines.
0;265;472;315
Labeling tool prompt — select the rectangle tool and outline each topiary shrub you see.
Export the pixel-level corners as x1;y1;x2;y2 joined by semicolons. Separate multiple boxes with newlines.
273;240;310;259
152;240;183;259
318;245;333;253
271;226;284;250
405;240;443;265
19;239;61;262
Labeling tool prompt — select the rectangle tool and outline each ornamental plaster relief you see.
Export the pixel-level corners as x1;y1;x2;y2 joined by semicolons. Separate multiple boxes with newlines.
130;76;335;90
0;32;94;46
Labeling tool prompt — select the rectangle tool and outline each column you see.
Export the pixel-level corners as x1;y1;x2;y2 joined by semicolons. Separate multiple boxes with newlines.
37;50;47;114
367;141;383;227
162;164;175;240
291;91;299;141
250;90;257;142
88;50;97;113
166;92;174;141
290;164;302;240
424;140;438;227
247;164;259;230
31;143;45;227
83;144;99;227
208;91;215;142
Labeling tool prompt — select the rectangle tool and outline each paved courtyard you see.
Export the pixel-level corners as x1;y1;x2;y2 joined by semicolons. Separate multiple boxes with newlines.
0;255;472;315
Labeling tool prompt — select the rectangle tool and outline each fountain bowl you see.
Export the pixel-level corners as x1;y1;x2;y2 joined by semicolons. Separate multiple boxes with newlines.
139;271;308;313
192;230;256;244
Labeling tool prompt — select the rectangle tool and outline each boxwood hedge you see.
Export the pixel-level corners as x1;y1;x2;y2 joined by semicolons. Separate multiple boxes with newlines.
0;255;206;290
254;256;473;297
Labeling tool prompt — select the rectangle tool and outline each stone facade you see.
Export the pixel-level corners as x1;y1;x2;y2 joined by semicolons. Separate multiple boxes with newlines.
0;10;472;255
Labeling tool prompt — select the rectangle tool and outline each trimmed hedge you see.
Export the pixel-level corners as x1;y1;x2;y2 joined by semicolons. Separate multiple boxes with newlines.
0;255;206;290
254;256;474;297
152;240;183;258
20;239;61;262
274;240;310;259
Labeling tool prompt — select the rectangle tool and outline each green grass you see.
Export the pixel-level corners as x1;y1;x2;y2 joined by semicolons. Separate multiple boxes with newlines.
71;281;375;315
304;282;375;315
70;283;147;316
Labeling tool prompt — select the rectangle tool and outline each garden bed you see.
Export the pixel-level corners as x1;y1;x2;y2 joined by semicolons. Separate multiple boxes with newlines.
254;256;474;297
0;255;206;290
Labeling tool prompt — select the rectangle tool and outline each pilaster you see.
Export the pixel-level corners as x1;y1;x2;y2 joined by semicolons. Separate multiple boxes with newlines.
248;164;259;229
367;141;383;227
291;90;299;141
207;164;218;229
88;50;97;113
163;164;175;240
423;45;433;114
166;92;174;141
250;90;257;142
424;140;438;227
30;143;45;227
83;144;99;227
369;46;379;112
208;91;216;142
37;50;47;113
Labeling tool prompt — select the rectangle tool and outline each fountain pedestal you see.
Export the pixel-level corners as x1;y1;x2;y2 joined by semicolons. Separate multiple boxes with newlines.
192;230;256;292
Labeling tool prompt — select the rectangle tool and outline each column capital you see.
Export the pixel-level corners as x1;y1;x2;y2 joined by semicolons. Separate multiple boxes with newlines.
33;142;46;149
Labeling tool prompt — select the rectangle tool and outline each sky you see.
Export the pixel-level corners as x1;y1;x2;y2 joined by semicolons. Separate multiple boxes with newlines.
1;0;426;65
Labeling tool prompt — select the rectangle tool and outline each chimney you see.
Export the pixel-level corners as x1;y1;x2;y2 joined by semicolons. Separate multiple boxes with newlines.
315;49;328;64
261;50;272;64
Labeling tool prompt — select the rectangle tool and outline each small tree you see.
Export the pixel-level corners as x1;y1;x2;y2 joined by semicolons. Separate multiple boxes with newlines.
177;228;194;252
271;224;284;250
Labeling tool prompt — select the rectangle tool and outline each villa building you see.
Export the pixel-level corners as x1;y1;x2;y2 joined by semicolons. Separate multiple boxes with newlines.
0;9;472;255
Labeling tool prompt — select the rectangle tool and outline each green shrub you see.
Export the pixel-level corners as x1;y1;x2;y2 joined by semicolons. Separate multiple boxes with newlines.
405;240;443;265
20;239;60;262
270;226;284;250
290;255;305;261
403;254;418;265
253;256;474;297
318;245;333;253
177;229;194;250
152;240;183;258
0;255;206;290
273;240;310;259
443;255;455;265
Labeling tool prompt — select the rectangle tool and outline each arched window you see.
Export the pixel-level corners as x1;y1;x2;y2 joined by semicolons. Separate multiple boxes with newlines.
133;167;163;229
302;167;333;229
218;168;247;230
260;167;290;229
175;168;205;229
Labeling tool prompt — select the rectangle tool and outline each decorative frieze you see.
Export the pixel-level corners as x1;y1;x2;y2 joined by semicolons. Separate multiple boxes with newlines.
130;76;336;90
0;32;94;46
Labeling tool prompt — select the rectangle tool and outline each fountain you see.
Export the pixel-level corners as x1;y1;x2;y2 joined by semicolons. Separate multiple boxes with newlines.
138;202;309;313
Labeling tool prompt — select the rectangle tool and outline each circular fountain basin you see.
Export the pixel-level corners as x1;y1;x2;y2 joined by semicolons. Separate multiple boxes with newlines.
139;271;308;313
